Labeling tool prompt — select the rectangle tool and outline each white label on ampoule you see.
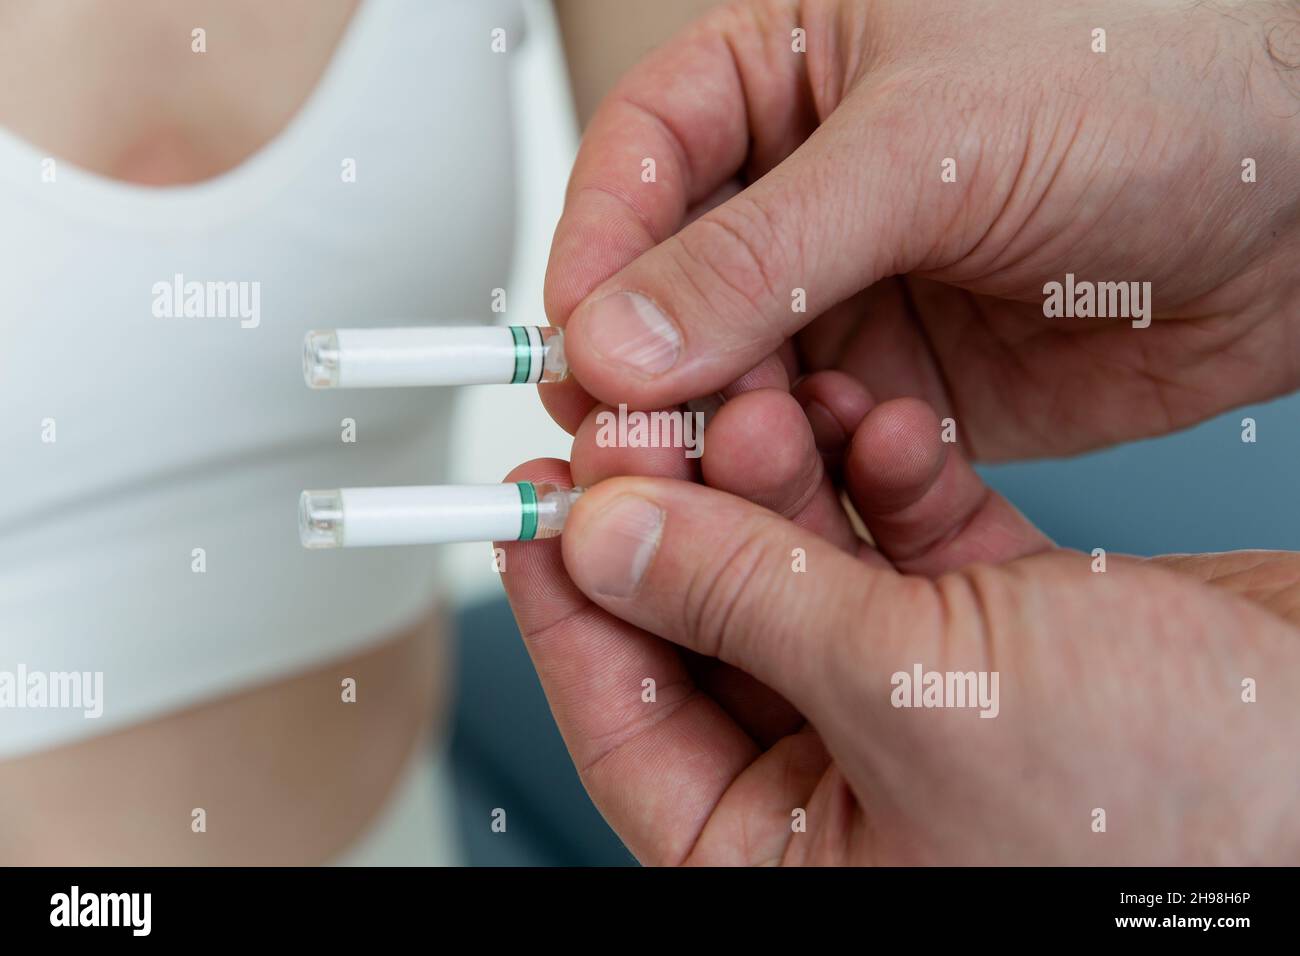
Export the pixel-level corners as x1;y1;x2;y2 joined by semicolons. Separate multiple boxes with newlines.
335;327;520;387
339;485;524;546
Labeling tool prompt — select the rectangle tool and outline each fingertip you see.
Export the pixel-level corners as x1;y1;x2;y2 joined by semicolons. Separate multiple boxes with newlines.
570;403;699;487
701;389;861;552
562;292;675;407
700;389;818;513
497;459;584;638
539;379;599;436
846;397;946;513
844;399;1053;572
775;340;801;384
719;352;790;398
559;475;667;596
501;457;574;487
563;287;780;410
792;370;874;456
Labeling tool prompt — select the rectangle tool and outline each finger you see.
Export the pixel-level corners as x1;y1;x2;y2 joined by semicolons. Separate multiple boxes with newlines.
537;378;600;439
701;388;859;553
697;386;862;744
718;351;790;399
683;724;833;865
571;393;807;746
549;342;787;446
677;649;804;749
683;177;744;227
558;88;959;409
539;180;749;436
807;278;959;435
498;459;759;864
560;476;933;716
844;398;1052;574
791;369;875;468
543;5;819;337
570;403;700;487
560;98;919;410
550;10;951;410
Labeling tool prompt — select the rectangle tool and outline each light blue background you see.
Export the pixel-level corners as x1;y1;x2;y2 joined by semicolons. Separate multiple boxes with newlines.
980;392;1299;555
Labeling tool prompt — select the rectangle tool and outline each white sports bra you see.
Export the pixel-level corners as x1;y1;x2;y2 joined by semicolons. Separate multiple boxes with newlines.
0;0;524;758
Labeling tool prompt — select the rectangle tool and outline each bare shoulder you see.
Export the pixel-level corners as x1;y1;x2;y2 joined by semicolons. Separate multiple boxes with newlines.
554;0;724;126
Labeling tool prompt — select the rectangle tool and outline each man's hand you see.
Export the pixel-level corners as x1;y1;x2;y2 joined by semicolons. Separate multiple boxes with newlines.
499;386;1300;864
542;0;1300;459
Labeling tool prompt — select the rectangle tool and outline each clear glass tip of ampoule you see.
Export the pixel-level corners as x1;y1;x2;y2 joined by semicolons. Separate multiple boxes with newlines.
538;327;569;384
532;482;583;539
299;489;345;548
303;330;342;389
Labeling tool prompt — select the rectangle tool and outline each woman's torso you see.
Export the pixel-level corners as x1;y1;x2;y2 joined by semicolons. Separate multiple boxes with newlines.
0;0;523;861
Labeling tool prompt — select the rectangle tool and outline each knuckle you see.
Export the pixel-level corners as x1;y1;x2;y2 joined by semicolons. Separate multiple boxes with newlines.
674;194;792;327
682;521;778;665
933;566;1002;672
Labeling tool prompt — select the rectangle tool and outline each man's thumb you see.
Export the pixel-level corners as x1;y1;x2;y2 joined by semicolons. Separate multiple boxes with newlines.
560;475;933;716
562;103;944;409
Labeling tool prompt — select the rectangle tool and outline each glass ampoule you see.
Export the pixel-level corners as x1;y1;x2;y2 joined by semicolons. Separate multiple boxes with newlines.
300;482;582;549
